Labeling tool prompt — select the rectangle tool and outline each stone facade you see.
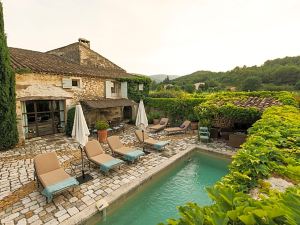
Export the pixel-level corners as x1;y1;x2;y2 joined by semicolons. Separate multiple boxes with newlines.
16;73;105;104
15;73;125;143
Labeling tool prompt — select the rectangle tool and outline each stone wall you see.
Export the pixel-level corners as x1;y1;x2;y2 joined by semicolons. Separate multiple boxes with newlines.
15;72;106;143
16;73;105;104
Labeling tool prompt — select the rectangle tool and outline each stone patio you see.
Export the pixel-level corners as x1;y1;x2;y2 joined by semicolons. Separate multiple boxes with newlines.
0;125;236;225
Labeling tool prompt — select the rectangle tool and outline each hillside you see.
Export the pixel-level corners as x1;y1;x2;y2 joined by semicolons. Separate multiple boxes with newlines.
171;56;300;91
149;74;179;83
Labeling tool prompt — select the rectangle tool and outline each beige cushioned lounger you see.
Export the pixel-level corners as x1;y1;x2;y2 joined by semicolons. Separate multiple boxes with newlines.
85;140;115;164
107;136;133;155
34;152;71;187
149;118;169;132
135;130;158;145
164;120;191;134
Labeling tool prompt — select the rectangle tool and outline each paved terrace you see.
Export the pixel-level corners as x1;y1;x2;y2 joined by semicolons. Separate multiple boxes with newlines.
0;126;236;225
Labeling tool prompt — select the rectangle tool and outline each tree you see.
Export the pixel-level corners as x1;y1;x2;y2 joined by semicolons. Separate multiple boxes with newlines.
162;76;170;84
241;76;262;91
0;2;18;150
295;80;300;90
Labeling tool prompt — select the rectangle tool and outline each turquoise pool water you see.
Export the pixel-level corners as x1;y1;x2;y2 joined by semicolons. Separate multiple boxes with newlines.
90;151;230;225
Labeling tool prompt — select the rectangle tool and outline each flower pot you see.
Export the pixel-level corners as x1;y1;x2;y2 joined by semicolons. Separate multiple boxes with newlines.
190;121;198;130
153;119;160;125
97;130;108;143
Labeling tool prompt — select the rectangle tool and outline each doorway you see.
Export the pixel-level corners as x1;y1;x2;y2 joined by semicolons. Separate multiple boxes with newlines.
22;100;65;138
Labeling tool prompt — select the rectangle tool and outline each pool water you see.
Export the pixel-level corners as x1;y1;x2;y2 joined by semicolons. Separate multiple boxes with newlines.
90;151;230;225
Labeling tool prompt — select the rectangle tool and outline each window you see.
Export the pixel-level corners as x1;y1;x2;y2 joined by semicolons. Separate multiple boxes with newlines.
62;78;81;88
111;81;120;94
111;81;116;94
72;79;80;87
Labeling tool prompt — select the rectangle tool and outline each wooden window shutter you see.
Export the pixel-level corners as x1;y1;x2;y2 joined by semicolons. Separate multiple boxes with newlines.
121;82;128;98
62;78;72;88
106;80;112;98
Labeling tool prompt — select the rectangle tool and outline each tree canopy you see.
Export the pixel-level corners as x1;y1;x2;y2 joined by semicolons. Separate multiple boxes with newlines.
0;2;18;149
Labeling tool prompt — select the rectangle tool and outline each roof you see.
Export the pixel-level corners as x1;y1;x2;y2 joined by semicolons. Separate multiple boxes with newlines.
233;97;282;110
46;42;125;72
9;47;132;79
81;99;136;109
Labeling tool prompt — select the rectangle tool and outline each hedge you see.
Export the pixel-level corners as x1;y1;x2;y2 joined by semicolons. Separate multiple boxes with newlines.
195;91;297;127
161;105;300;225
145;97;205;125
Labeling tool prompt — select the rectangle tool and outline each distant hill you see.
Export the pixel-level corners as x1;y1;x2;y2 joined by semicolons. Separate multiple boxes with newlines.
171;56;300;91
149;74;180;83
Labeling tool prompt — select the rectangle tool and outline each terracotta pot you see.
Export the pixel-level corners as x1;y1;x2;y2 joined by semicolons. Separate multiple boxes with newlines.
153;119;160;125
190;121;199;130
97;130;108;143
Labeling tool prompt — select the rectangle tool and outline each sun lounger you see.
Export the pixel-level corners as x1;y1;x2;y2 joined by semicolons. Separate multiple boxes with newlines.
33;152;79;202
107;136;145;162
135;130;169;151
149;118;169;132
84;140;124;173
164;120;191;135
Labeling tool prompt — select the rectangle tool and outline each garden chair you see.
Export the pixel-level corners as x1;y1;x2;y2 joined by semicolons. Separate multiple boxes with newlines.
107;136;145;162
199;127;210;142
84;140;124;173
33;152;79;202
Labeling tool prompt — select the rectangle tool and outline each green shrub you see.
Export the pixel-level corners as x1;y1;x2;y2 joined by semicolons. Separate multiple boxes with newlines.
145;97;204;125
160;186;300;225
149;90;186;98
147;111;161;124
161;104;300;225
65;107;75;136
95;120;109;130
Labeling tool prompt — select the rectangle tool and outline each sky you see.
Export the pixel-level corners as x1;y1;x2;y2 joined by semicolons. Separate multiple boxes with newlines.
2;0;300;75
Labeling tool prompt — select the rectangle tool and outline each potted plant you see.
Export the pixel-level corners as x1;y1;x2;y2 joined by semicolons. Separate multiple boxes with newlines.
95;120;109;143
152;112;161;125
188;113;199;130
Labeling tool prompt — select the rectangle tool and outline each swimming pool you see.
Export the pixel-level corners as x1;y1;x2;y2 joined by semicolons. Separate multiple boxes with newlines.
86;150;230;225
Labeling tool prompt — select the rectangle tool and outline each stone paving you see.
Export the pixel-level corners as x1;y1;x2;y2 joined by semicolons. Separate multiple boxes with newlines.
0;125;236;225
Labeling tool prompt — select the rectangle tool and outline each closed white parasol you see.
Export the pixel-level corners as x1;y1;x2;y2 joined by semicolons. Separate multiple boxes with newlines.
72;104;92;183
72;104;90;146
135;100;148;130
136;100;148;151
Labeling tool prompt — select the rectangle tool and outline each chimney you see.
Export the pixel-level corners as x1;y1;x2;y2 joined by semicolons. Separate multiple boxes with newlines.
78;38;90;48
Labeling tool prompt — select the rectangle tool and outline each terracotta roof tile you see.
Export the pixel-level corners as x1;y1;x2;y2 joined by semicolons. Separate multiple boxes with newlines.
233;97;282;110
9;47;132;79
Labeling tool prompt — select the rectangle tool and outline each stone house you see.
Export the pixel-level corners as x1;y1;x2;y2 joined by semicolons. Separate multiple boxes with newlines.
10;38;141;143
194;82;205;90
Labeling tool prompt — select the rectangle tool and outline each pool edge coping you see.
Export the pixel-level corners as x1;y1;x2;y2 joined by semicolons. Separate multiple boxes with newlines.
61;144;233;225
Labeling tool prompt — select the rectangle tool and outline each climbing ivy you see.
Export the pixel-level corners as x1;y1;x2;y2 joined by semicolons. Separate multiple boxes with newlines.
117;75;151;102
